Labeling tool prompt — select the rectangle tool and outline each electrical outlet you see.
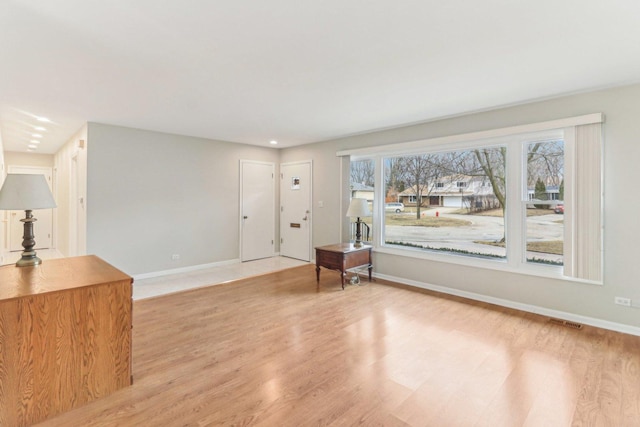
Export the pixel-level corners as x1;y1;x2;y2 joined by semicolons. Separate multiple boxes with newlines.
614;296;631;307
171;254;180;260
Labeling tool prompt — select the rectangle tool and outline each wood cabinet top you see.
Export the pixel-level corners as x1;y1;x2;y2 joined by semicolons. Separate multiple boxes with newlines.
0;255;132;301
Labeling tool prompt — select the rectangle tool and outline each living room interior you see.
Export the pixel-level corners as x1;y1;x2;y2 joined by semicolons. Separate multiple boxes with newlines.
2;1;640;425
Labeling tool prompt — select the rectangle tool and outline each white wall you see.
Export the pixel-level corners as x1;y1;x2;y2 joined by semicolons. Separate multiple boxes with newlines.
0;132;6;259
54;125;88;257
281;83;640;329
86;123;280;276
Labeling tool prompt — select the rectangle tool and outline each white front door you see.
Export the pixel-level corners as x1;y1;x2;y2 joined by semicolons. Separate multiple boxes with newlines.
280;161;312;261
8;166;54;251
240;160;275;262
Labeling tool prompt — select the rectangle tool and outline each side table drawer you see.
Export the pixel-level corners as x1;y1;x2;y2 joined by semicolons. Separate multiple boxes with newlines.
316;250;343;269
344;250;370;269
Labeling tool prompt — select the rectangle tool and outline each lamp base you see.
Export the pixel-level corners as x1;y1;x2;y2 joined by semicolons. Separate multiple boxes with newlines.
15;210;42;267
354;217;363;248
16;251;42;267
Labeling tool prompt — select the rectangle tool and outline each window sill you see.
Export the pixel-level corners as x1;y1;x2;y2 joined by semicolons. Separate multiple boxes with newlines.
373;245;603;286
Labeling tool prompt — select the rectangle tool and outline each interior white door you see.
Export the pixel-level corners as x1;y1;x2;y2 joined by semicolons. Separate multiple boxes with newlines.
240;160;275;262
280;161;312;261
8;166;54;251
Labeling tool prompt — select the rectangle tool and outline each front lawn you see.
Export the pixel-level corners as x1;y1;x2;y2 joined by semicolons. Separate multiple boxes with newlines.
476;239;563;255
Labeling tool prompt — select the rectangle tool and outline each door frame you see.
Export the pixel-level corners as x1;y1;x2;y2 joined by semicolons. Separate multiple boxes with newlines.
239;160;276;262
279;160;313;261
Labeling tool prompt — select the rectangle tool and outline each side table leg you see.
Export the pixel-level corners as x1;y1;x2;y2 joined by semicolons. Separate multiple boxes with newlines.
316;265;320;283
368;264;372;282
341;271;346;290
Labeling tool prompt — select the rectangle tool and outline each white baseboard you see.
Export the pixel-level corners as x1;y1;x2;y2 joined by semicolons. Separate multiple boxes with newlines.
133;258;241;281
374;272;640;337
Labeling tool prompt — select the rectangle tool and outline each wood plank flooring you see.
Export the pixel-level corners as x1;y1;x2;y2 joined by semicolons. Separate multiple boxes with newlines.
35;265;640;426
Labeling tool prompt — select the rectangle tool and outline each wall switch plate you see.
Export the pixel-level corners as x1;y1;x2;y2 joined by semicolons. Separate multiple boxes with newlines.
171;254;180;260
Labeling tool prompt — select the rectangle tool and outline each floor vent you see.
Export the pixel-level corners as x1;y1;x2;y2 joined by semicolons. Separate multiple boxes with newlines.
550;318;583;329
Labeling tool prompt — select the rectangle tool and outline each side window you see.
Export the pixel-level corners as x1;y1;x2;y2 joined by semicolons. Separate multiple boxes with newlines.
350;159;374;243
524;140;564;265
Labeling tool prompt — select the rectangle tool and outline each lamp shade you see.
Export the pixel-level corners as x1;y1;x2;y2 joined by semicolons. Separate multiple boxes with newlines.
346;198;371;218
0;174;57;210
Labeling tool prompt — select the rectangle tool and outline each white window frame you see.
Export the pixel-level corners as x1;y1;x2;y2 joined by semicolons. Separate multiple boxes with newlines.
341;114;603;284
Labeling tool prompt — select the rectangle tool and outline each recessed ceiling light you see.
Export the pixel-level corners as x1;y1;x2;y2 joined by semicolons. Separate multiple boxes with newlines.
34;126;46;131
270;140;278;145
30;140;41;144
36;117;51;123
32;133;43;138
28;144;38;149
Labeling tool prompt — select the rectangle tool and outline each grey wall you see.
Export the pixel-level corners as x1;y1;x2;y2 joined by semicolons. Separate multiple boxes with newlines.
281;83;640;328
86;123;280;275
84;83;640;328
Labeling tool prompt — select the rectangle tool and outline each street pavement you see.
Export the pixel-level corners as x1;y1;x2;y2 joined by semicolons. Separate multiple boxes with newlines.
384;207;564;263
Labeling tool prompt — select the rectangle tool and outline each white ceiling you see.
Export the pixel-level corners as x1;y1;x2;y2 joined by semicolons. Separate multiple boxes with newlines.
1;1;640;154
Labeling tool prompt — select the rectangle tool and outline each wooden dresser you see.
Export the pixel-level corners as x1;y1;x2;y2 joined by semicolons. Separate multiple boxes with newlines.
0;255;133;427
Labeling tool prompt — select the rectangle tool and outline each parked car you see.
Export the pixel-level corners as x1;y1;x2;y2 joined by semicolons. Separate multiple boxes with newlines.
385;202;405;213
554;204;564;214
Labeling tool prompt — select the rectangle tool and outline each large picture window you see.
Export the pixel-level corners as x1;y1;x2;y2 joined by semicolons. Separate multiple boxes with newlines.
341;114;602;283
384;147;507;260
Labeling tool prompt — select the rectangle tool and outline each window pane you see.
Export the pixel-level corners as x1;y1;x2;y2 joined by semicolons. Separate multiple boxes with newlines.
350;159;374;243
383;148;506;259
525;140;564;265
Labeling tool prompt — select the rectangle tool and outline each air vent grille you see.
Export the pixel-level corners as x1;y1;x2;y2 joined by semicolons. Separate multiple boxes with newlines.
550;318;583;329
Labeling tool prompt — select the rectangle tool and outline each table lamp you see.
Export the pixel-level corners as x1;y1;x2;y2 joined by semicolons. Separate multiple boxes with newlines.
0;174;57;267
346;198;371;247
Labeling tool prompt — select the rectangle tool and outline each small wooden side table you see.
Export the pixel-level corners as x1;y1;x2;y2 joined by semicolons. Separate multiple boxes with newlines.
315;243;372;289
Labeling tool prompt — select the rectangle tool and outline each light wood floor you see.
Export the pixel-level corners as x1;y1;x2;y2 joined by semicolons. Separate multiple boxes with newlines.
36;265;640;426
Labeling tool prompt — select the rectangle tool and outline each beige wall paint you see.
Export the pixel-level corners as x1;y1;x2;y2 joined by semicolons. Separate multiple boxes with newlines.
86;123;280;276
281;83;640;329
4;152;54;168
54;125;88;257
0;133;5;258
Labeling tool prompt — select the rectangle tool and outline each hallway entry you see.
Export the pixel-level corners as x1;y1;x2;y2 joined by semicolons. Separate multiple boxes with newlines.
240;160;275;262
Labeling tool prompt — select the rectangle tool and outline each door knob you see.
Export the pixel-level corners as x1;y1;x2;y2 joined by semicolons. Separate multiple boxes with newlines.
243;216;248;219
